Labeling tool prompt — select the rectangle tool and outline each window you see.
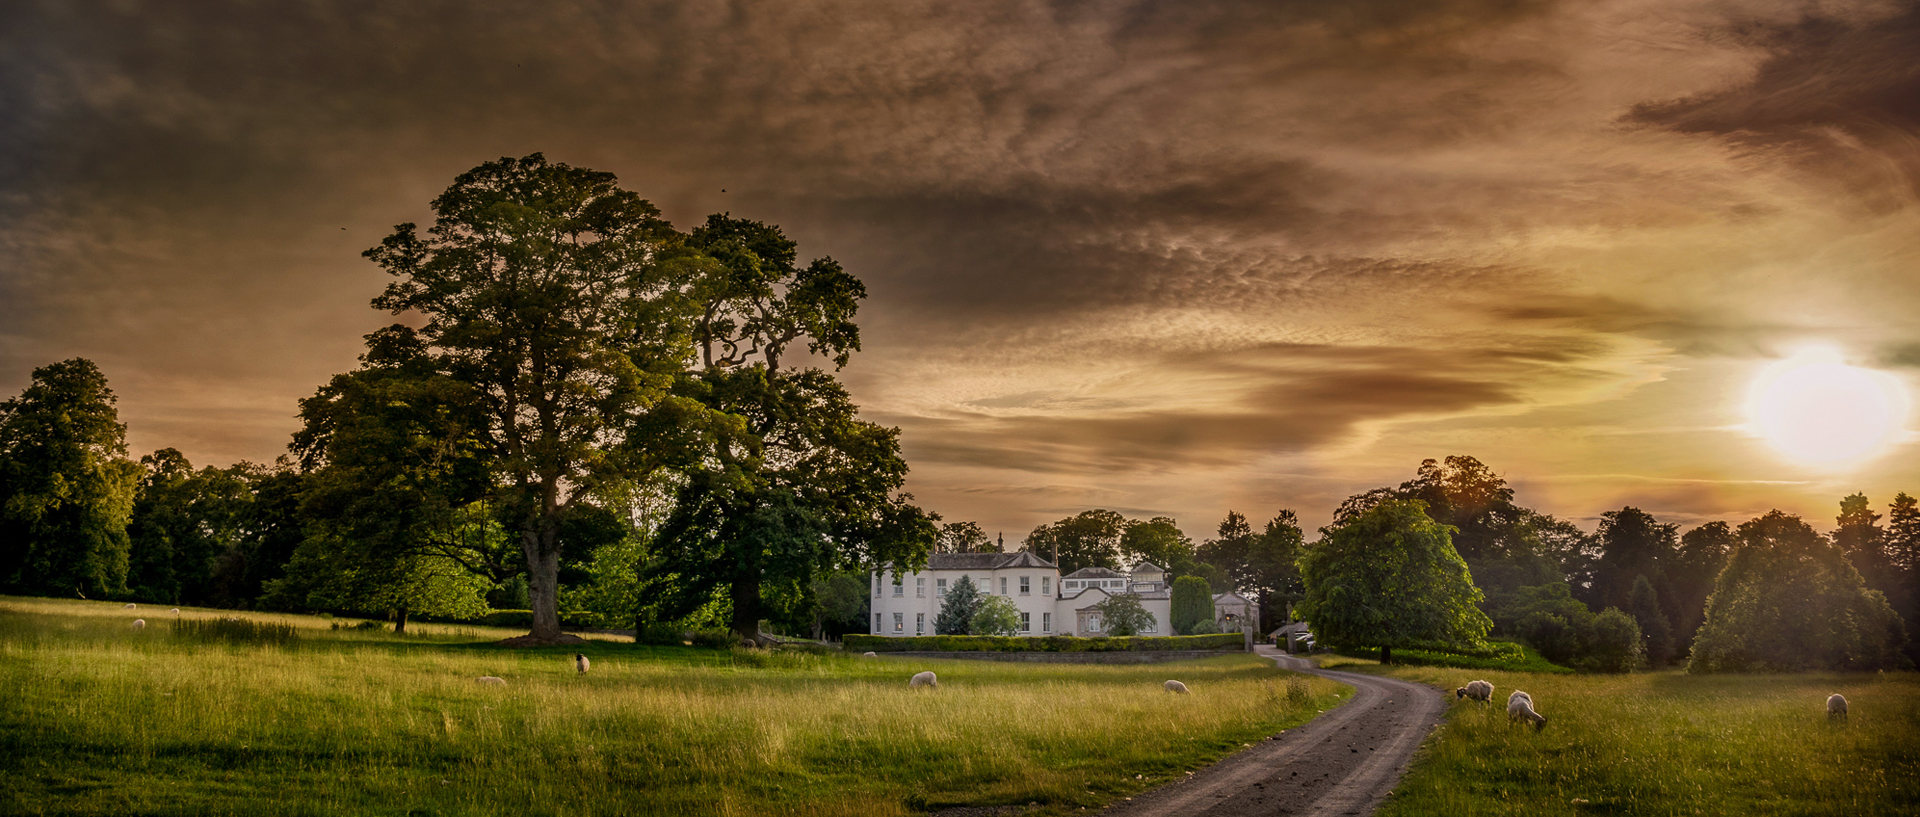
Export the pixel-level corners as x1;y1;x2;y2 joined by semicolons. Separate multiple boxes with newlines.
1019;576;1030;595
892;573;903;597
874;613;881;633
1020;612;1031;633
937;578;948;597
1087;613;1103;633
916;577;926;598
893;612;904;633
979;576;990;594
1042;577;1051;595
873;573;881;597
1042;612;1052;633
1141;616;1157;634
916;613;925;635
1000;577;1008;595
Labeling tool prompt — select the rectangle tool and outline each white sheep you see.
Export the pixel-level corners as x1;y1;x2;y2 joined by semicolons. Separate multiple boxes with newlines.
863;651;877;657
575;654;590;674
1164;680;1190;694
170;608;180;616
909;670;939;690
1828;693;1848;723
131;619;146;630
1456;680;1493;702
124;602;136;609
1508;690;1547;730
477;676;507;686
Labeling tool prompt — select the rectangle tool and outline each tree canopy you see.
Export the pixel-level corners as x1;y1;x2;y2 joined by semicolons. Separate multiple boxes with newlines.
0;358;140;598
1296;498;1491;663
1690;510;1909;673
1024;509;1126;574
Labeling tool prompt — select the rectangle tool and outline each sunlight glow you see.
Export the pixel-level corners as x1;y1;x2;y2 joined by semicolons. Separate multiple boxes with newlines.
1746;346;1909;467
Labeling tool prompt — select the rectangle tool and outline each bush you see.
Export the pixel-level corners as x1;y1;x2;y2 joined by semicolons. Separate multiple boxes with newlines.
971;595;1022;637
1574;608;1643;673
842;633;1245;653
1189;618;1221;635
1330;638;1573;674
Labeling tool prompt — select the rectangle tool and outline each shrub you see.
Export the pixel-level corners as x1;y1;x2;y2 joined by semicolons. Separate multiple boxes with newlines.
841;633;1244;653
1189;618;1222;635
971;595;1022;636
1092;592;1156;636
1575;608;1643;673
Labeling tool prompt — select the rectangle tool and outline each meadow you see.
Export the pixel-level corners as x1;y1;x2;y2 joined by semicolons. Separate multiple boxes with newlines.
0;597;1347;816
1316;656;1920;816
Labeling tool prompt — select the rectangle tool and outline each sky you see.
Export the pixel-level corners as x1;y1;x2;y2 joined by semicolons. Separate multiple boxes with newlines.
4;0;1920;543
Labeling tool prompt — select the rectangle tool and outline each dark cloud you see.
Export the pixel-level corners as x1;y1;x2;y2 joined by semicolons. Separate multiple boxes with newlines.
1627;3;1920;210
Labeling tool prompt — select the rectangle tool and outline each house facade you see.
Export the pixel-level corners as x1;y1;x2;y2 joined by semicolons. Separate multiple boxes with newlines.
870;553;1181;637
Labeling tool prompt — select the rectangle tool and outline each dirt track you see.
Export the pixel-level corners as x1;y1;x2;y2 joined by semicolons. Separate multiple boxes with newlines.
1097;647;1444;817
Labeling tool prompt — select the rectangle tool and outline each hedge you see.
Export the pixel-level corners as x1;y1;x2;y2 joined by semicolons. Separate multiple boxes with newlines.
842;633;1246;653
1330;639;1574;674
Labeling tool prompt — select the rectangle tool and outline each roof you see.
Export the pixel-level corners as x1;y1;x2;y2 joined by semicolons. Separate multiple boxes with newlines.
1062;567;1128;579
1213;592;1252;605
1132;561;1165;573
922;551;1057;571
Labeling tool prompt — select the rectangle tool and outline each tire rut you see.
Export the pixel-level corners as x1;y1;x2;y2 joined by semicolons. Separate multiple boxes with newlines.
1097;648;1444;817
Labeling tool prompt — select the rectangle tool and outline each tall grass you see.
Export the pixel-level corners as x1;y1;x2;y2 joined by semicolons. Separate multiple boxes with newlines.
0;597;1347;816
1358;662;1920;816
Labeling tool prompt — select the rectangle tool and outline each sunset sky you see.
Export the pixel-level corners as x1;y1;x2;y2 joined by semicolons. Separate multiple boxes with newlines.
5;0;1920;541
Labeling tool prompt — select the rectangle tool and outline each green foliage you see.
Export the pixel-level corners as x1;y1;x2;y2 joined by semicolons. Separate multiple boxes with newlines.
1580;608;1644;673
970;594;1022;636
938;520;993;553
936;574;982;635
169;617;298;647
687;628;736;649
1091;592;1156;636
636;621;687;646
807;571;871;640
1691;510;1910;673
1120;517;1194;573
1627;574;1674;667
1297;498;1492;661
1330;638;1572;673
842;632;1246;653
1198;510;1306;632
1170;576;1214;635
1592;506;1678;611
0;358;140;598
1023;509;1126;574
1188;618;1222;635
126;452;270;608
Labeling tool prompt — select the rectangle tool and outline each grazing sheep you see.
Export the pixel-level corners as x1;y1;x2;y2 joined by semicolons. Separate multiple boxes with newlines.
1508;690;1547;730
124;603;136;609
1828;693;1848;723
574;653;590;674
909;671;939;690
131;619;146;630
1164;680;1190;694
863;651;877;657
170;608;180;616
477;676;507;686
1456;680;1493;702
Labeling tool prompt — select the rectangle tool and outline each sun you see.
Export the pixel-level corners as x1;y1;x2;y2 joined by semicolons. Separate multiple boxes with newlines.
1746;347;1910;467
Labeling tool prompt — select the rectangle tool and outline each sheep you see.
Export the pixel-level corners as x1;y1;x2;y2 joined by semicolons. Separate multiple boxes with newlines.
1164;680;1190;694
477;676;507;686
575;654;590;674
131;619;146;630
1456;680;1493;702
1508;690;1547;730
124;602;136;609
1828;693;1848;723
170;608;180;616
863;651;877;657
909;671;939;690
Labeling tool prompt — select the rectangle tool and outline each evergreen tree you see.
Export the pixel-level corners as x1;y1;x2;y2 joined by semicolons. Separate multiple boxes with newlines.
1627;574;1674;667
1835;493;1900;613
1170;575;1214;635
936;575;982;635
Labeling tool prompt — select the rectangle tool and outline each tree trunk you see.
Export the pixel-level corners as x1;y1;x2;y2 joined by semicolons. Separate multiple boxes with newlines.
523;523;563;642
730;572;762;645
394;605;409;635
1380;645;1392;664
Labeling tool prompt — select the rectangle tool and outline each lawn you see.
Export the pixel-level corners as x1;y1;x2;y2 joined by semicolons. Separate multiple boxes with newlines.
0;597;1347;816
1320;656;1920;816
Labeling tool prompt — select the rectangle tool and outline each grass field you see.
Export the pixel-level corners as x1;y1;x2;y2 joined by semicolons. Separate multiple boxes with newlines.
0;597;1347;816
1317;656;1920;816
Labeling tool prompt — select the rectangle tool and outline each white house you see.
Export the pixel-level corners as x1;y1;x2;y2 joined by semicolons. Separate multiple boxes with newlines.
870;553;1178;637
